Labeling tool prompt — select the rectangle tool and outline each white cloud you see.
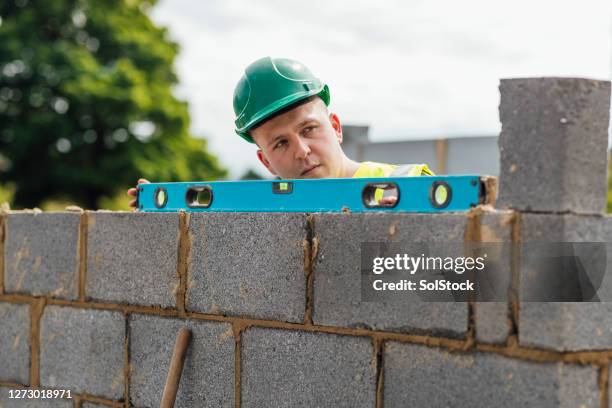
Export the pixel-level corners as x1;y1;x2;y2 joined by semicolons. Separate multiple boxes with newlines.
152;0;612;178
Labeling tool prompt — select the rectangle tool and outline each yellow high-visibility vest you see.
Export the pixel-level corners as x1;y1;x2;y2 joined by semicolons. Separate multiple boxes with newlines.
352;161;434;178
352;162;435;202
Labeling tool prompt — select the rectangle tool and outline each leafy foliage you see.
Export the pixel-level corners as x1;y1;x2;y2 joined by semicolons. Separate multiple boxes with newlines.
0;0;226;209
239;168;264;180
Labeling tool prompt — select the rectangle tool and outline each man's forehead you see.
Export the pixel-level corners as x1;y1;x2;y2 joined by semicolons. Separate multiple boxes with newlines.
252;98;327;142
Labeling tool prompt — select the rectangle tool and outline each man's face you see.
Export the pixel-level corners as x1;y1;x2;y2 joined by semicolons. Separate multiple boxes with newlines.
251;98;345;179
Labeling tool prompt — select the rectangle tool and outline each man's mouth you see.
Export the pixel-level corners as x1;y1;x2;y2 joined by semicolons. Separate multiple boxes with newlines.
301;164;321;176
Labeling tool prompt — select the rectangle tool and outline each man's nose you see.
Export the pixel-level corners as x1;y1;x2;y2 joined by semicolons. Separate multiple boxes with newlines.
294;137;311;160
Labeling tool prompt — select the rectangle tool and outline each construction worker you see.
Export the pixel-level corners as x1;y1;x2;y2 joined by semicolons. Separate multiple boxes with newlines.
233;56;433;180
127;57;433;207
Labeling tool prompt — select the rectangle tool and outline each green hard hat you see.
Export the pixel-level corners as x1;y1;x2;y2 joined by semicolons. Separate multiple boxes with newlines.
233;57;330;143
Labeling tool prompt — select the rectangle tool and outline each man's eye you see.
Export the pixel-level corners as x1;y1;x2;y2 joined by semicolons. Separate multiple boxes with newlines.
274;140;287;149
302;126;314;134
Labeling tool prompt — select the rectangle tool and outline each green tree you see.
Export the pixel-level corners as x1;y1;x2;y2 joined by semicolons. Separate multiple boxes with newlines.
0;0;226;209
239;168;263;180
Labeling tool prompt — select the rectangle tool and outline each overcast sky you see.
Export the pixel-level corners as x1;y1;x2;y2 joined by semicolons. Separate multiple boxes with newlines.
151;0;612;178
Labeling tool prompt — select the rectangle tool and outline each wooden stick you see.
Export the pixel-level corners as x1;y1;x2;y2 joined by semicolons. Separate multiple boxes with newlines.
160;327;192;408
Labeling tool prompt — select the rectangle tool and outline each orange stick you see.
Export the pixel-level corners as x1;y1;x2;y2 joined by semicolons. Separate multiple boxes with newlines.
160;327;192;408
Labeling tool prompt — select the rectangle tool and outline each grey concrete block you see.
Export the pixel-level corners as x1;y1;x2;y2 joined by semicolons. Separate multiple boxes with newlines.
520;214;612;350
475;303;509;344
561;215;612;302
312;213;468;336
241;327;375;407
384;342;599;407
187;213;306;322
129;314;234;408
519;214;607;302
609;366;612;408
519;212;612;241
40;306;124;399
603;215;612;238
4;213;80;299
520;213;565;241
86;212;179;307
564;214;612;241
0;387;73;407
475;212;514;344
498;78;610;213
520;303;612;351
0;303;30;384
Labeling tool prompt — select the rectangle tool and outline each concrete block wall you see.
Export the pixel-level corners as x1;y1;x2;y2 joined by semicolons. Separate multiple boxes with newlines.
0;76;610;407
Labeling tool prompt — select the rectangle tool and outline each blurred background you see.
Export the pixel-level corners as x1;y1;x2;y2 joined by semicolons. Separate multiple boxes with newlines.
1;0;611;210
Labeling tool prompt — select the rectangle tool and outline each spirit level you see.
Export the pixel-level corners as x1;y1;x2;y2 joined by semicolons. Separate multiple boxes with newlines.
137;176;493;213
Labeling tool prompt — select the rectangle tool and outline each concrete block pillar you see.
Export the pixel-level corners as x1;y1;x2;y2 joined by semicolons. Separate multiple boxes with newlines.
498;78;610;213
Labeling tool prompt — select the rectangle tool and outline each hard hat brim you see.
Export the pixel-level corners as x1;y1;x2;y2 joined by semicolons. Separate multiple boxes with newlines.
236;85;330;143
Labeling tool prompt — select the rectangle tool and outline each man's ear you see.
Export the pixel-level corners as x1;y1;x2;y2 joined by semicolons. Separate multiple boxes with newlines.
329;112;343;144
256;149;277;176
